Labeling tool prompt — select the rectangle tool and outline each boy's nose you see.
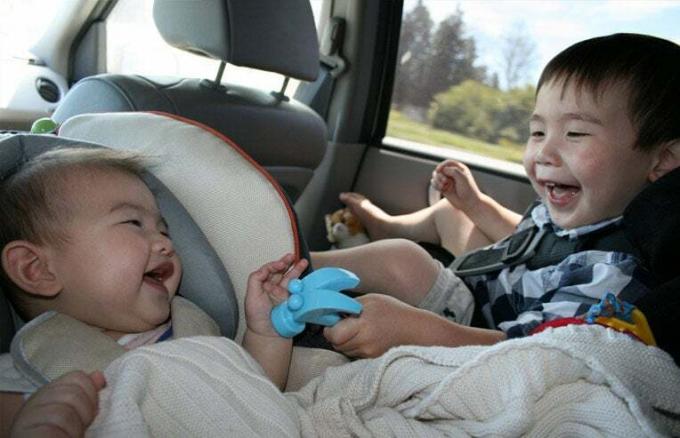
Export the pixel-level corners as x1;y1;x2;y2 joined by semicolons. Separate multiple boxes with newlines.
535;135;561;165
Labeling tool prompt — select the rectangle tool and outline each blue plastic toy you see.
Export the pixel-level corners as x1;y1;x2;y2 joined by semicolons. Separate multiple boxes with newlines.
271;267;363;337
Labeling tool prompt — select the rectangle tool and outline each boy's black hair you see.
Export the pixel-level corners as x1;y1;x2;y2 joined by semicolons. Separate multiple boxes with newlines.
537;33;680;151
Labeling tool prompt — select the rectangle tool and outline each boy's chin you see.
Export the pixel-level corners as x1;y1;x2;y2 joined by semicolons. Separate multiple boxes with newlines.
545;205;583;230
547;205;617;231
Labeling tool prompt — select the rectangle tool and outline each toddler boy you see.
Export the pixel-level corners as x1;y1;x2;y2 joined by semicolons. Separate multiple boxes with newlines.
317;33;680;358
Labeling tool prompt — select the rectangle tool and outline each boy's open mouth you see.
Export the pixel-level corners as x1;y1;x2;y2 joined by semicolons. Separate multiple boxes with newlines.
144;262;174;291
544;181;580;206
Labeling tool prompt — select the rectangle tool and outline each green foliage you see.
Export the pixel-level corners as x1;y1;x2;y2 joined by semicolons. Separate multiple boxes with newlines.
393;2;484;109
393;1;433;108
386;110;525;164
430;80;535;144
389;1;536;163
424;10;485;101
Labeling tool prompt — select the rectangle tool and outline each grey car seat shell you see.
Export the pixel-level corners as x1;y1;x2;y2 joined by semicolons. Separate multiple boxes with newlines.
53;0;326;203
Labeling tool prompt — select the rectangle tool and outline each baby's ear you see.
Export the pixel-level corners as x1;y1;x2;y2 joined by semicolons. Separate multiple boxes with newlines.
649;141;680;182
1;241;61;297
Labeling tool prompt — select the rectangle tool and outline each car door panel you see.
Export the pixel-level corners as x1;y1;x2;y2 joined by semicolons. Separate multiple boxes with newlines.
352;145;536;218
0;63;67;130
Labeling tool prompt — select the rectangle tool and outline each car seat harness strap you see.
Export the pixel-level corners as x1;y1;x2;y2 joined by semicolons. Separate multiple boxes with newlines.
451;205;635;277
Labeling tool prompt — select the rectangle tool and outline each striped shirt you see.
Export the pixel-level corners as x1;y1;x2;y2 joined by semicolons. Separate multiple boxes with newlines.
462;203;651;338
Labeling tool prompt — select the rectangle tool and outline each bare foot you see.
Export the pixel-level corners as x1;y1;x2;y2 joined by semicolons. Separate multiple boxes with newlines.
339;192;395;240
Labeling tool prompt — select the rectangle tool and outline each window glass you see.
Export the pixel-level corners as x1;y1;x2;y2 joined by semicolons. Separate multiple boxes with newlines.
0;0;60;108
387;0;680;165
106;0;322;95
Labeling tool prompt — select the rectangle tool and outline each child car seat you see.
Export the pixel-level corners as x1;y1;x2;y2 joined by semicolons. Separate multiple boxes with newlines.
0;112;349;390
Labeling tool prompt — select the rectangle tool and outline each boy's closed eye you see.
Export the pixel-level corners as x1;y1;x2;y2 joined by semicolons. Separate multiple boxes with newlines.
566;131;590;138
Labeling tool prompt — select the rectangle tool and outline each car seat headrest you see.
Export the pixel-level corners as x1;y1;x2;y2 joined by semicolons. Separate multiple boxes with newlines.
57;111;302;342
153;0;319;81
623;166;680;284
0;134;238;352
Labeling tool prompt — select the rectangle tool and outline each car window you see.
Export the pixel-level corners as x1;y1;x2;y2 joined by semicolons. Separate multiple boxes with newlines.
0;0;60;111
386;0;680;166
106;0;323;96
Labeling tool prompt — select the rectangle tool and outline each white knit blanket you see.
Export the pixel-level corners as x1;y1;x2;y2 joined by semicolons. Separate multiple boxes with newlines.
87;325;680;437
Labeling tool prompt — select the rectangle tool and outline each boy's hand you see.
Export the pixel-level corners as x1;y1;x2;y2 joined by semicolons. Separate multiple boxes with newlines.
323;293;424;358
244;253;309;338
430;160;483;213
10;370;106;438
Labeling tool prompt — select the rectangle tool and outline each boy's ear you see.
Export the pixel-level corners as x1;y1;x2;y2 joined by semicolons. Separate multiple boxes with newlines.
1;241;62;297
649;141;680;182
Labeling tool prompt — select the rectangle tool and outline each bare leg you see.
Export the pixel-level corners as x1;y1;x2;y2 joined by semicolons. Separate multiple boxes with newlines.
311;239;441;306
389;199;495;255
343;193;493;255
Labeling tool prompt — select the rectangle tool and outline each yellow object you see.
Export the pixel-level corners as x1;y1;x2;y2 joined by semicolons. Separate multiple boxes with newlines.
595;308;656;346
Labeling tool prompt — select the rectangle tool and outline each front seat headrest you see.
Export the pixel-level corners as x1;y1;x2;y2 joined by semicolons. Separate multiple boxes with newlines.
153;0;319;81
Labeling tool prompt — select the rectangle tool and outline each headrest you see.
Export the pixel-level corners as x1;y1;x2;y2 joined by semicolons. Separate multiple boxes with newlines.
153;0;319;81
623;167;680;284
0;134;238;352
58;111;301;341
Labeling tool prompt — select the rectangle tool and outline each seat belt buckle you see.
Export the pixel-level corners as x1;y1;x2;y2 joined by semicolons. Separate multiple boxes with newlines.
451;226;547;277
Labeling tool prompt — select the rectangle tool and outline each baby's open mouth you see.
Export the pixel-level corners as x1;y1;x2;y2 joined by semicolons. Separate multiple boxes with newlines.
144;262;174;287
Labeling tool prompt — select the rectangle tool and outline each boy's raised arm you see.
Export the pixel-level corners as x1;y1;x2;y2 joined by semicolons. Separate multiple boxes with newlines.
433;160;522;242
465;193;523;242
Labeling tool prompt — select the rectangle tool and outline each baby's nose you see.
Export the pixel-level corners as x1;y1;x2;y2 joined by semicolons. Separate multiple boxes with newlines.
153;233;175;256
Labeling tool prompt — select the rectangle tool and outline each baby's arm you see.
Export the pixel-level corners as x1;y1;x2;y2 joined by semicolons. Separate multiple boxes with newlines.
242;254;308;390
2;370;106;438
431;160;521;242
323;293;506;358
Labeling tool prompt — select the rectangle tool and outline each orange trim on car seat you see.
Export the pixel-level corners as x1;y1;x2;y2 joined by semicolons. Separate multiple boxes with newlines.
147;111;301;261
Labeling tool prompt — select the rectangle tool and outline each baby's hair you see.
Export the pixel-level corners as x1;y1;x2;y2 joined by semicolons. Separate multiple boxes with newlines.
0;146;150;317
537;33;680;151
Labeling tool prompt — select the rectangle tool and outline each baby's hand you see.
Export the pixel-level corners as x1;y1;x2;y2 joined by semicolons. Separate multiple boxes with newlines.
10;370;106;438
244;253;309;338
430;160;483;213
323;293;422;358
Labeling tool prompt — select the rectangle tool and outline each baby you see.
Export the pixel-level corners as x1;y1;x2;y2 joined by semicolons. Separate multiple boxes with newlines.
0;147;307;435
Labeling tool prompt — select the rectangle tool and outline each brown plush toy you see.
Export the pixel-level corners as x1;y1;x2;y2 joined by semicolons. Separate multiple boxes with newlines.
325;208;370;249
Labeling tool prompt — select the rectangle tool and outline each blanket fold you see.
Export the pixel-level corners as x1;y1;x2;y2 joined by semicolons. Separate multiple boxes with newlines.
88;325;680;437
